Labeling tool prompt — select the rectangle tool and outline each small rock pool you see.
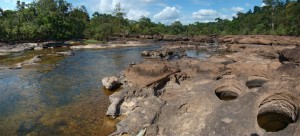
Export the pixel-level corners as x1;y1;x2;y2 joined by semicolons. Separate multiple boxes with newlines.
186;49;209;59
0;45;160;135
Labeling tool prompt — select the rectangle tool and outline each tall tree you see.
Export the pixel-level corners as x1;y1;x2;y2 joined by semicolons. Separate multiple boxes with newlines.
113;2;125;18
169;21;184;35
263;0;280;31
112;3;127;36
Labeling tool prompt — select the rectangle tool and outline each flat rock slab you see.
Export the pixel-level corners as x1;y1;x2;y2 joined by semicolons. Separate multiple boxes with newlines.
125;61;179;88
221;35;300;46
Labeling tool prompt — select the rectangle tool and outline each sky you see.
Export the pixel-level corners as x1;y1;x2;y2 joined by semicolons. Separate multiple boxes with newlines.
0;0;265;24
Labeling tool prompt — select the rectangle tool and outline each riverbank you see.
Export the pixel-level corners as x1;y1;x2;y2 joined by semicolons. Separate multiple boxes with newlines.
0;40;157;57
70;41;155;50
1;35;299;56
105;36;300;135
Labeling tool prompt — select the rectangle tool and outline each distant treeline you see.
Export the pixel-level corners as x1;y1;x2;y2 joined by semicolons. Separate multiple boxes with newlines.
0;0;299;42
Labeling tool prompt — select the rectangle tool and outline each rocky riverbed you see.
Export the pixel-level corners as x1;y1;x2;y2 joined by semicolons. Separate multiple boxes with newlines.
1;35;299;55
105;36;300;135
1;35;300;135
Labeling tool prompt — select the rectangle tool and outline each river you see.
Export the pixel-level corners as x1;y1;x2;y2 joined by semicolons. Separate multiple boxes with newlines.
0;45;160;136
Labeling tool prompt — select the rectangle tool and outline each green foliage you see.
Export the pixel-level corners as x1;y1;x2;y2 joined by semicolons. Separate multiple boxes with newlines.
187;0;300;36
0;0;89;42
113;3;126;18
169;21;185;35
84;13;114;41
0;0;299;42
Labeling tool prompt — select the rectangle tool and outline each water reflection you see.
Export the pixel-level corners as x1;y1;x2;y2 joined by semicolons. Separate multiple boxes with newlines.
186;50;208;59
0;45;160;135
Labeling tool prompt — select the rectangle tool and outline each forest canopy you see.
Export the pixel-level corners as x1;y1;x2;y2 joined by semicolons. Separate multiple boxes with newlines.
0;0;299;42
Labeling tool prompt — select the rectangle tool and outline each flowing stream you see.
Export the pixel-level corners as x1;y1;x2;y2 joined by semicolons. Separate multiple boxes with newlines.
0;45;160;136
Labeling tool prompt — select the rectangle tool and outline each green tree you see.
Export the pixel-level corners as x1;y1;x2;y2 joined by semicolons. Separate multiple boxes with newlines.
85;13;115;41
263;0;281;31
112;3;127;37
69;6;89;38
1;0;300;42
113;3;125;18
169;21;184;35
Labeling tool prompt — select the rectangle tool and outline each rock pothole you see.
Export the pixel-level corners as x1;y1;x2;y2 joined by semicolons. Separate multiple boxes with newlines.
215;86;242;101
257;93;299;132
246;76;268;89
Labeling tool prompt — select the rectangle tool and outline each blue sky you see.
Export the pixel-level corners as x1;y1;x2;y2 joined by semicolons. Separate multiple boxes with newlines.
0;0;265;24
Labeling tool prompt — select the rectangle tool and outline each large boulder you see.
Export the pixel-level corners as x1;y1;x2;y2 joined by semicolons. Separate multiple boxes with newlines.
124;61;180;87
102;76;122;90
280;46;300;63
106;91;125;118
141;51;150;56
277;63;300;78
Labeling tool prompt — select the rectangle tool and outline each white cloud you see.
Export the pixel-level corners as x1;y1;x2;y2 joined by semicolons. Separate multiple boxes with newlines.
94;0;113;13
80;0;166;22
245;3;251;7
232;7;244;12
4;0;31;3
153;7;180;21
1;0;33;11
4;0;13;3
192;9;229;22
261;3;266;7
141;0;157;3
4;0;22;3
86;0;161;13
127;9;150;20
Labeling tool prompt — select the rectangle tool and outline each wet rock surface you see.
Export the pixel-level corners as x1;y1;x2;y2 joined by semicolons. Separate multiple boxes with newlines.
0;42;70;55
141;49;187;60
107;40;300;135
0;43;37;54
9;55;42;69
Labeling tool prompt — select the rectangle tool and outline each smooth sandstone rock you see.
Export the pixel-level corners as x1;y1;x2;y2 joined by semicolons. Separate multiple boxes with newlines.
280;46;300;63
221;35;300;46
107;43;300;136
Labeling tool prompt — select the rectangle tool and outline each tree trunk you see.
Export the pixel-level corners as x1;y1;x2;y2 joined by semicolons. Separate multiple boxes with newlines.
272;6;275;32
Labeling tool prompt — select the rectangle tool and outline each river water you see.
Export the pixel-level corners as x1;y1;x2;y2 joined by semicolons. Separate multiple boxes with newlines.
0;46;160;136
186;50;208;59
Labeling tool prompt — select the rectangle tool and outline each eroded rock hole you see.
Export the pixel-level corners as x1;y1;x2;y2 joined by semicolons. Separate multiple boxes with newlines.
257;93;299;132
215;86;241;101
246;76;268;89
